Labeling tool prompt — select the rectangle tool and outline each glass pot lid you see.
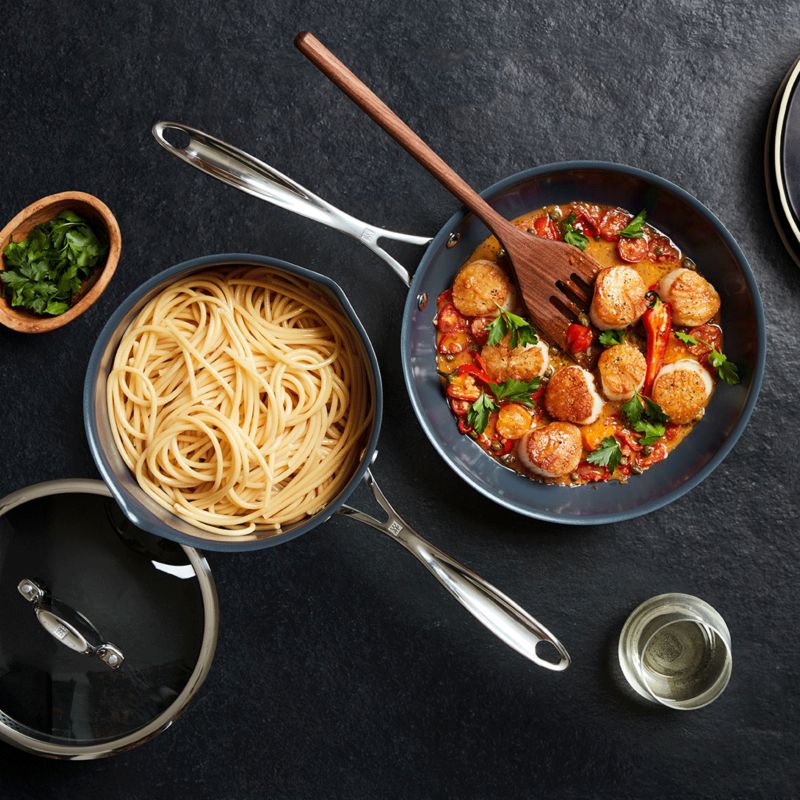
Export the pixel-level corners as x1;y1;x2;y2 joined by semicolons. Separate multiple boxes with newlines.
0;479;218;759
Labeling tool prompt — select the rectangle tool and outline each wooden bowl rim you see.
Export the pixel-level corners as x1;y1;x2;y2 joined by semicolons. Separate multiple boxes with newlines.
0;190;121;333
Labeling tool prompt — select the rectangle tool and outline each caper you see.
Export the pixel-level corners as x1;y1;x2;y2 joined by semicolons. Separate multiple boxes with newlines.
620;456;629;466
681;256;696;270
550;207;563;222
641;445;653;456
632;464;644;474
569;472;580;482
577;312;591;327
544;364;555;378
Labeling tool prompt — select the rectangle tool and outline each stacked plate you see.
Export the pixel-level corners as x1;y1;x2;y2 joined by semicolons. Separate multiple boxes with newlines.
766;57;800;265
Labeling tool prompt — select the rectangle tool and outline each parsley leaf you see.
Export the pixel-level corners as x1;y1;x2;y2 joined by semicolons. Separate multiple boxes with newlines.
708;349;740;384
598;329;625;347
467;392;498;434
560;212;588;251
1;209;107;316
622;391;669;441
488;377;541;406
674;330;698;346
619;208;647;239
485;304;539;348
633;420;666;445
586;436;623;472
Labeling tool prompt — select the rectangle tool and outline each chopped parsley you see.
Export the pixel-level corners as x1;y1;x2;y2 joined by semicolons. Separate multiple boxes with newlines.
622;391;669;444
598;329;626;347
560;212;589;251
586;436;623;472
467;391;499;434
619;208;647;239
486;304;539;348
1;209;108;315
488;377;541;406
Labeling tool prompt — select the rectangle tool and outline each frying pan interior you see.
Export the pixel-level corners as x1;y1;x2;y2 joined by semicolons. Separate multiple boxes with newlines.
402;162;765;525
84;254;383;552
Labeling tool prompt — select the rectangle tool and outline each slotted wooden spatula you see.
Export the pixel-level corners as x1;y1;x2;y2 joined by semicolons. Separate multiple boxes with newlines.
295;32;602;361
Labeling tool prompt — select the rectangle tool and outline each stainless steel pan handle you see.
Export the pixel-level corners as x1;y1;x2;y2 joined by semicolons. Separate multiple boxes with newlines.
152;121;431;286
340;469;570;671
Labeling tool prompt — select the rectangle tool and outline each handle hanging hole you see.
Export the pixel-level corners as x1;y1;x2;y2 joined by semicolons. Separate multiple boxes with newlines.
161;126;191;150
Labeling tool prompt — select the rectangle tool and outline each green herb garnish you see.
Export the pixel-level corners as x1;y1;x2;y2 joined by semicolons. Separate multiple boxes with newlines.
1;209;107;315
586;436;623;472
486;304;539;348
560;212;589;251
674;330;698;346
619;209;647;239
622;391;668;444
598;329;626;347
467;391;499;434
708;349;740;385
488;377;541;407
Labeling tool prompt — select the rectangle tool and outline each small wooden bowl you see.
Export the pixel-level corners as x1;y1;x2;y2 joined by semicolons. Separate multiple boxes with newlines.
0;191;121;333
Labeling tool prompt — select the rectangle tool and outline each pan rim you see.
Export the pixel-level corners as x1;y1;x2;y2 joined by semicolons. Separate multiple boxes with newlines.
400;159;766;526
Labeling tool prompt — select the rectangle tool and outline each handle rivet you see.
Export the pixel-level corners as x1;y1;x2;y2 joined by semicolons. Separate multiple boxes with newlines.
446;232;461;248
107;654;119;666
416;292;428;310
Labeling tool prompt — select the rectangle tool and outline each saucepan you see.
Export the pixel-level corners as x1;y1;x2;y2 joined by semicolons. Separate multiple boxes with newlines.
84;252;570;671
151;123;766;525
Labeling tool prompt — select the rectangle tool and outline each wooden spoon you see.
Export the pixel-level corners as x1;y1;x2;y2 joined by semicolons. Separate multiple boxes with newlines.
295;32;601;362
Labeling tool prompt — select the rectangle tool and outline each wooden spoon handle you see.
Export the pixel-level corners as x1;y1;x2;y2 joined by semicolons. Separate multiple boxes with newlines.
295;32;512;237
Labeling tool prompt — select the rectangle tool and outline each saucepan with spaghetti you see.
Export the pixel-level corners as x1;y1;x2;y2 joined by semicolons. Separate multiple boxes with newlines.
84;252;570;671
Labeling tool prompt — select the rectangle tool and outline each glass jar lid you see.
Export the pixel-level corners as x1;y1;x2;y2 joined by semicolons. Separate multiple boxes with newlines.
0;479;218;758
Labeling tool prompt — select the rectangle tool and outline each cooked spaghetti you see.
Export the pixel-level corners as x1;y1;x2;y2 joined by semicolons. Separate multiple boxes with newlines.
107;267;373;535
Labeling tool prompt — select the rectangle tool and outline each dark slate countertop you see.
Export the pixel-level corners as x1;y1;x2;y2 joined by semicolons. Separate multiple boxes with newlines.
0;1;798;797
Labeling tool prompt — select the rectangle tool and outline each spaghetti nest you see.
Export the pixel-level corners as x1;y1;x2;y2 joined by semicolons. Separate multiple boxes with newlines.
107;267;373;535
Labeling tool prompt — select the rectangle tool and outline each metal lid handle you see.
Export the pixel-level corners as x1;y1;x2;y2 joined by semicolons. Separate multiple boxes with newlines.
18;579;124;670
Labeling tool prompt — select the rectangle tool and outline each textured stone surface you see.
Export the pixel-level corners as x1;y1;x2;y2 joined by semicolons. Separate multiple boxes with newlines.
0;0;798;797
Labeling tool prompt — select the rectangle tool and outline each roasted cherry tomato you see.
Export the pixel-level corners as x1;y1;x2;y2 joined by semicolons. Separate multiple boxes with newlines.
469;316;493;346
576;462;610;482
455;362;490;383
446;371;482;402
436;289;453;306
636;442;668;469
435;302;467;332
438;331;469;355
532;215;559;240
449;398;472;416
648;235;680;263
664;422;681;441
687;323;723;369
616;428;644;452
566;322;594;353
457;416;473;434
571;203;602;237
617;236;649;263
598;208;632;241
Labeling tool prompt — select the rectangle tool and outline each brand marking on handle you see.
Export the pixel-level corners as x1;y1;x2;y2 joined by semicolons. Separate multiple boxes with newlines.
360;228;376;243
53;625;69;640
388;520;403;535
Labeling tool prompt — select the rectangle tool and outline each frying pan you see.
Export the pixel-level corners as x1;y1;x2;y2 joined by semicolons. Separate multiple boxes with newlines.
84;253;570;671
151;123;766;525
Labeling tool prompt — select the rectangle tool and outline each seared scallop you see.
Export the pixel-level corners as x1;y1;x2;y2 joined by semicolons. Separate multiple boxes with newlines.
544;365;604;425
481;340;549;382
651;359;714;424
598;344;647;402
658;268;720;327
451;259;511;317
590;266;648;330
517;422;583;478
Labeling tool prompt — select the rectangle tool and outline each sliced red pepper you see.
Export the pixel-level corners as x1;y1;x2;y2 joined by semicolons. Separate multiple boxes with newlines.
457;416;473;434
455;362;491;384
490;436;514;456
449;398;472;416
642;297;672;395
533;215;559;240
617;237;649;263
435;302;467;332
566;322;594;354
